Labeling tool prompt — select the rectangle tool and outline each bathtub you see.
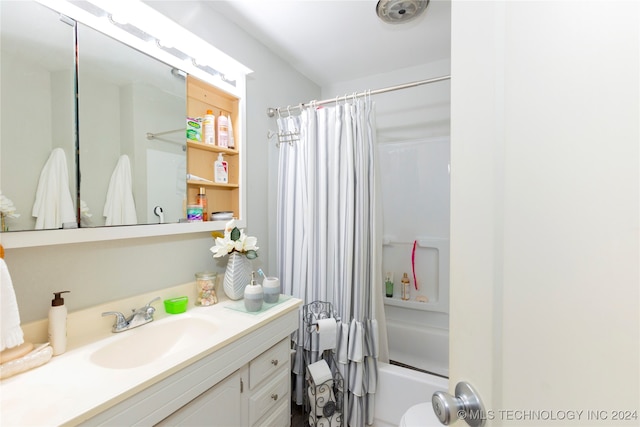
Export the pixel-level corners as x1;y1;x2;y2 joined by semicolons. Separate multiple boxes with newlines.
373;362;448;427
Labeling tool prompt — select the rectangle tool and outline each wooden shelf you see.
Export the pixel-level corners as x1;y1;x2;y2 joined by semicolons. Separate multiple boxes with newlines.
187;180;239;188
186;75;242;220
187;141;238;156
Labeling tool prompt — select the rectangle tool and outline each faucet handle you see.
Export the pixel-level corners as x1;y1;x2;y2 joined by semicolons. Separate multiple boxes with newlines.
102;311;128;332
140;296;161;319
145;296;162;307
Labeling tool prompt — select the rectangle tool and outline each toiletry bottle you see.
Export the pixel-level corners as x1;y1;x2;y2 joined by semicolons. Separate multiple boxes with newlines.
203;110;215;145
48;291;70;356
196;187;208;221
385;272;393;297
244;271;264;312
217;114;229;148
401;273;410;301
227;115;235;149
214;153;228;184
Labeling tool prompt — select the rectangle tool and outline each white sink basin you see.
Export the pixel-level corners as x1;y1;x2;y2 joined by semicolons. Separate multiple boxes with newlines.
90;316;216;369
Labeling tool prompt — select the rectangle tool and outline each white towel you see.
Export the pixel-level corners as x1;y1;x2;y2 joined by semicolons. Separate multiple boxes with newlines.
0;259;24;352
103;155;138;226
32;148;76;230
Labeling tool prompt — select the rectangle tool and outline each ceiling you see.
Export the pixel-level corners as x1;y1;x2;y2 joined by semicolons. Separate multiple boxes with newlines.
204;0;451;87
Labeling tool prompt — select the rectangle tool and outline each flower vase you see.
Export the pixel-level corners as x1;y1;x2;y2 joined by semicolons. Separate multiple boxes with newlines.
223;252;252;300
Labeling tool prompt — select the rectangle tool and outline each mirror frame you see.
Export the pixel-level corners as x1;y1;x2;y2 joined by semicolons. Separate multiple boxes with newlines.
0;220;246;248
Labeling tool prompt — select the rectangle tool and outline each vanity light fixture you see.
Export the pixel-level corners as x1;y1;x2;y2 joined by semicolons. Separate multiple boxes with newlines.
35;0;252;95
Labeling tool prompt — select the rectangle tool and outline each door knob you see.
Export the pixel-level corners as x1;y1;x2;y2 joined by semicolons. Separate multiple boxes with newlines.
432;381;485;427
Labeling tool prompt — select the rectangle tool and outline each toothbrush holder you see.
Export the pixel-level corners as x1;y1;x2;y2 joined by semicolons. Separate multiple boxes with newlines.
262;277;280;304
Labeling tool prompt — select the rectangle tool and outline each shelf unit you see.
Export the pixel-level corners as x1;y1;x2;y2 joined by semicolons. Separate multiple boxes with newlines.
186;75;242;220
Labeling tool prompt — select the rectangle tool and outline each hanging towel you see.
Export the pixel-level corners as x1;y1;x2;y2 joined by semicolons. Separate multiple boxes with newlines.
32;148;76;230
103;155;137;226
1;259;25;352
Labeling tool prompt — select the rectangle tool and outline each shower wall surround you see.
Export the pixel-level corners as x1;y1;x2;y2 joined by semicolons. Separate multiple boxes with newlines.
324;59;451;376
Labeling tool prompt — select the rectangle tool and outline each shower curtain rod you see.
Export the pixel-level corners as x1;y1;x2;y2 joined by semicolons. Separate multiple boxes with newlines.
266;75;451;117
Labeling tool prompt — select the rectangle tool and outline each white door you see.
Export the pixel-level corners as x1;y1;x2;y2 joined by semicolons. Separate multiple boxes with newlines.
448;1;639;425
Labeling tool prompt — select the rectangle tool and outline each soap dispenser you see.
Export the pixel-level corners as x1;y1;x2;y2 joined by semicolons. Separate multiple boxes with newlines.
243;272;263;312
214;153;228;184
48;291;70;356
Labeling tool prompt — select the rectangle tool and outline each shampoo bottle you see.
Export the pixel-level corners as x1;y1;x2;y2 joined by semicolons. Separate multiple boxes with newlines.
401;273;410;301
48;291;70;356
203;110;215;145
214;153;228;184
385;272;393;297
217;114;229;148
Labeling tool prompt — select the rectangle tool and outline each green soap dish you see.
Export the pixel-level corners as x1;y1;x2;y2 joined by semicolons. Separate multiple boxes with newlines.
164;296;188;314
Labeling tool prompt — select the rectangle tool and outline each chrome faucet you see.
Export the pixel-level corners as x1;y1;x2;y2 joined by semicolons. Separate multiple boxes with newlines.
102;297;161;333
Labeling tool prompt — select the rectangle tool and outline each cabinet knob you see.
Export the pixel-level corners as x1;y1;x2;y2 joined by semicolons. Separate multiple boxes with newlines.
271;393;278;401
271;359;279;366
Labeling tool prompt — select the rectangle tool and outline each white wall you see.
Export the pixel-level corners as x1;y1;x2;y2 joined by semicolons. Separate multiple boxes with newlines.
5;2;320;323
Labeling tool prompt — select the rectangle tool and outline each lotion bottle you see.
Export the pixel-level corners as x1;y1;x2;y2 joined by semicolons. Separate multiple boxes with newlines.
48;291;70;356
203;110;215;145
214;153;228;184
217;114;229;148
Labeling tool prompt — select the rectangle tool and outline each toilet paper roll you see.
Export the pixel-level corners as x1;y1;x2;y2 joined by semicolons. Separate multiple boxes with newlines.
307;385;336;416
309;413;341;427
307;359;333;386
316;318;337;352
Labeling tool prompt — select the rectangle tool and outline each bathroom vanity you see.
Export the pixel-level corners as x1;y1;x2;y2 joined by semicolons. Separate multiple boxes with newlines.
0;285;301;426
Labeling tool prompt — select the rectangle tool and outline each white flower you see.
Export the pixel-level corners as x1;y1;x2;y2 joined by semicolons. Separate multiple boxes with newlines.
210;219;259;259
80;200;92;218
0;192;20;219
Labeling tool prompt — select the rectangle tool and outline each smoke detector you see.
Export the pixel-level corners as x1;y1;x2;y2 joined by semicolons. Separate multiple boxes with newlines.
376;0;429;24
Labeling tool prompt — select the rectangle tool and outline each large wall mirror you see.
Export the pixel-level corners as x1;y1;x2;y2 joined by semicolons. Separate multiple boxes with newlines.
1;1;186;233
77;23;186;227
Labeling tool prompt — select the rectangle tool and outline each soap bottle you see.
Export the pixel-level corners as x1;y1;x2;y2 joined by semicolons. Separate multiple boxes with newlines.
48;291;70;356
244;272;263;312
385;272;393;298
196;187;208;221
401;273;410;301
214;153;228;184
217;114;229;148
203;110;215;145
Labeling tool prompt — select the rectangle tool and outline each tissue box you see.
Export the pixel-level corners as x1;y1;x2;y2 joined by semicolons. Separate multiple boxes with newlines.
164;296;188;314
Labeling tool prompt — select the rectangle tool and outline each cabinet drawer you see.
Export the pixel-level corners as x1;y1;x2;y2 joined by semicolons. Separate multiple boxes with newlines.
249;369;289;426
254;399;290;427
249;339;289;389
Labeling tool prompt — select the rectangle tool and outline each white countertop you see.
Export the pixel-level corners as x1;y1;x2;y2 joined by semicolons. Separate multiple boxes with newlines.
0;295;301;426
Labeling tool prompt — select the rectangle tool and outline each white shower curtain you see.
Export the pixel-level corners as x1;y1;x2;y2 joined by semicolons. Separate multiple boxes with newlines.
277;98;387;427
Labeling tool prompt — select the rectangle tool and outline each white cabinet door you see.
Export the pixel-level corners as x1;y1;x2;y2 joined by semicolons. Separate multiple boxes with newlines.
156;369;243;427
449;1;639;425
